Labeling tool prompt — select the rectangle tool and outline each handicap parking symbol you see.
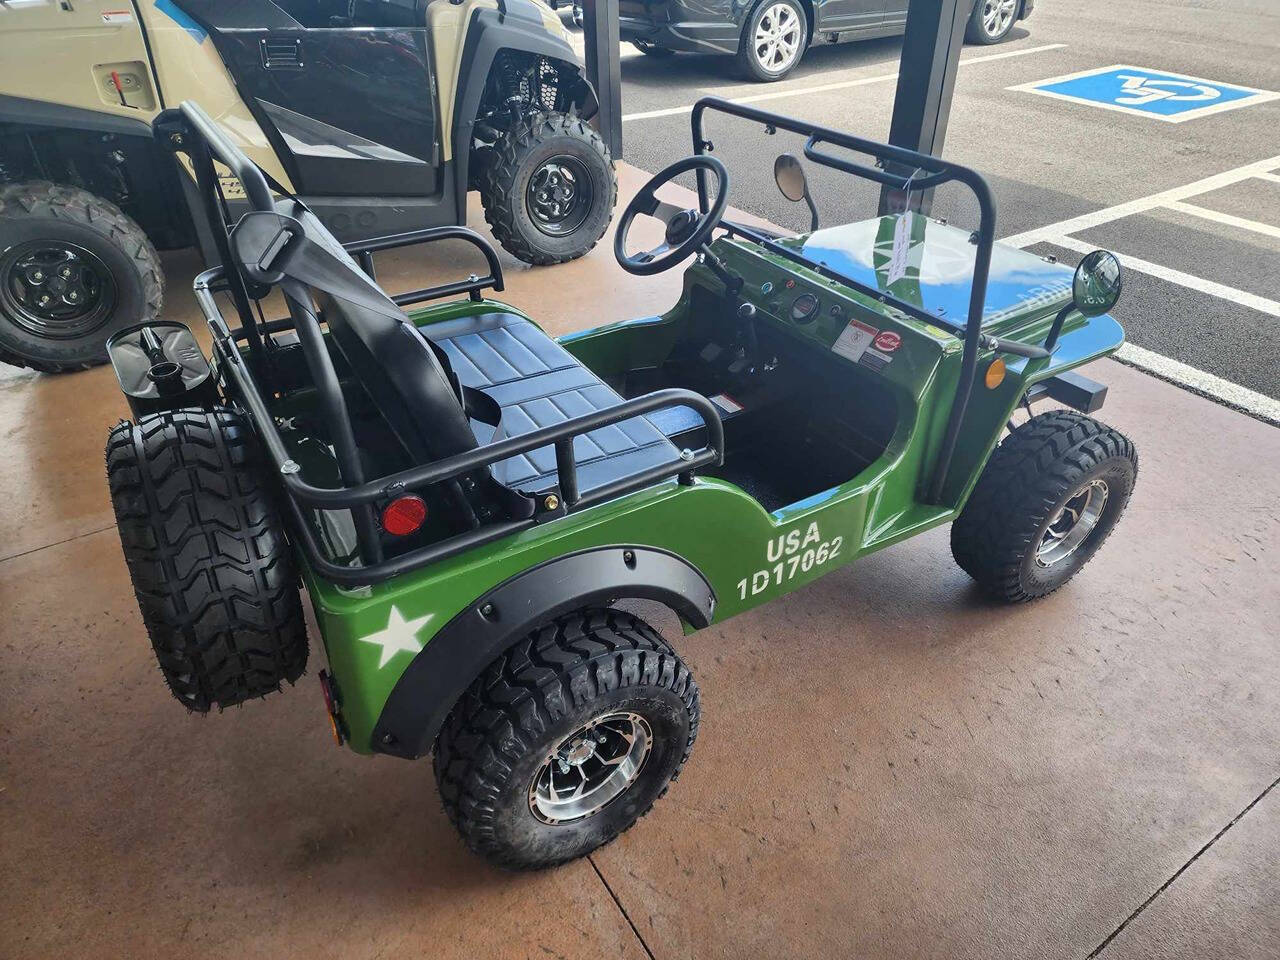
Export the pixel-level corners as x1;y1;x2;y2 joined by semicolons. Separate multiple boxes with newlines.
1010;65;1280;122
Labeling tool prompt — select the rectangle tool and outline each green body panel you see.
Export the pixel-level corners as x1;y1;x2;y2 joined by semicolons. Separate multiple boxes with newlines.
296;214;1125;754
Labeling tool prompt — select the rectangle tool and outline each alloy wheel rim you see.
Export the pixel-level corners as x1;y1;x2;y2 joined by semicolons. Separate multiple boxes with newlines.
0;240;116;339
1036;478;1109;567
753;3;802;73
982;0;1017;37
529;712;653;824
526;155;594;238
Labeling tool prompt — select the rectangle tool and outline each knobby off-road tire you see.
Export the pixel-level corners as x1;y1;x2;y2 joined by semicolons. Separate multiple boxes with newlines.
477;110;617;266
951;410;1138;602
434;609;699;870
106;409;307;711
0;181;162;372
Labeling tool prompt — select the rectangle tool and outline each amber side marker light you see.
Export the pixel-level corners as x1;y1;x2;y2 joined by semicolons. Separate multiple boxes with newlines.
985;357;1006;390
318;670;344;746
381;494;427;536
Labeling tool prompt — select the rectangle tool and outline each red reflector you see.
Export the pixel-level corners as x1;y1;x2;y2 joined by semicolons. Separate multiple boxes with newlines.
381;494;427;536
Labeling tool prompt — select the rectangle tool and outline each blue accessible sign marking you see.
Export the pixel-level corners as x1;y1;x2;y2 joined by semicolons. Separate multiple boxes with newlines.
1010;65;1280;123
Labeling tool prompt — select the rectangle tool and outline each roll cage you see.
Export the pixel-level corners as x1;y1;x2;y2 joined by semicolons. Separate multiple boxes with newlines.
689;96;1059;504
162;102;723;587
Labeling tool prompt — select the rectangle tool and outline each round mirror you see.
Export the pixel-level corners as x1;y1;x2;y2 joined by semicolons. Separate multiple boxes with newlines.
774;154;809;203
1072;249;1123;317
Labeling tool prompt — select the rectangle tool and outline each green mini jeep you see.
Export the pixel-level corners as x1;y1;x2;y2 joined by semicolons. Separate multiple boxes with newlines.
106;98;1137;870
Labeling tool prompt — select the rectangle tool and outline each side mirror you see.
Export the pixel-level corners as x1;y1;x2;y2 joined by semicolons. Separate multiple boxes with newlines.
774;154;808;202
1072;249;1123;317
774;154;819;232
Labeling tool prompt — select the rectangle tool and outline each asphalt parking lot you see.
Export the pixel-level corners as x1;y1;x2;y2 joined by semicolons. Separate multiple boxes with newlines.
565;0;1280;418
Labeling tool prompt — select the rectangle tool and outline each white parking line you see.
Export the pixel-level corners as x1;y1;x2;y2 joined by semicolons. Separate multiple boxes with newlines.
1000;156;1280;424
621;43;1068;123
1001;155;1280;248
1164;201;1280;241
1115;343;1280;426
1047;234;1280;319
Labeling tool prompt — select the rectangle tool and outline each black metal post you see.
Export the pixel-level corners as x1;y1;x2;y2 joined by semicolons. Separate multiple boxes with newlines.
880;0;970;214
581;0;623;159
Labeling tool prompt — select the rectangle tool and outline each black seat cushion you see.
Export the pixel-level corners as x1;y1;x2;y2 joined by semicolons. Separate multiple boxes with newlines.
423;311;691;494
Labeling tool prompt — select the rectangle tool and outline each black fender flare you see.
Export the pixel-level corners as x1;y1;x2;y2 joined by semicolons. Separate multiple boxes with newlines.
370;546;715;758
0;94;155;139
451;1;600;210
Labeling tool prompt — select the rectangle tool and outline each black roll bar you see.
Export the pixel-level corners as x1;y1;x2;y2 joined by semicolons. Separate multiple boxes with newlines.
689;96;997;505
195;266;724;586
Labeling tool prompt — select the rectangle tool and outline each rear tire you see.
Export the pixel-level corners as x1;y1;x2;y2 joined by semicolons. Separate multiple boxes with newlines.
965;0;1018;44
951;411;1138;602
106;408;308;711
634;39;675;57
478;111;617;266
434;609;699;870
0;181;162;373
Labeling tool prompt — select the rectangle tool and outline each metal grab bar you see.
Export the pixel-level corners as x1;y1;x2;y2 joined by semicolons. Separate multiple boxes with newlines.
342;225;505;306
197;267;725;507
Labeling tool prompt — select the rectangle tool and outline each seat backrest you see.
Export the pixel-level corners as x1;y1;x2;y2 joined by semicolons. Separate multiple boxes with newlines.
232;199;480;467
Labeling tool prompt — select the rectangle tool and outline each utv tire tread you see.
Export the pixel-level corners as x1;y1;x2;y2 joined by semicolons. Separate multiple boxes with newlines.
0;180;162;372
106;409;307;711
477;110;616;266
951;410;1137;602
434;608;699;870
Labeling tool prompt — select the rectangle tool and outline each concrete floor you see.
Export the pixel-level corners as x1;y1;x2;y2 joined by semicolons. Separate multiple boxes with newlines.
1;169;1278;960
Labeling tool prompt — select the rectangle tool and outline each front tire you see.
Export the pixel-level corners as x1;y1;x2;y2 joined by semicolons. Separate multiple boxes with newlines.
478;111;617;266
106;409;308;711
434;609;700;870
965;0;1018;44
737;0;808;82
0;181;162;373
951;411;1138;602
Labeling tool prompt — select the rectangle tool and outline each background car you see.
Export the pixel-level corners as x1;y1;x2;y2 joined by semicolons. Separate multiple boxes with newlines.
604;0;1034;81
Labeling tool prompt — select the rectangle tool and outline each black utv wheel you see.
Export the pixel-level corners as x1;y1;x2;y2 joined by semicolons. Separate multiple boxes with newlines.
951;411;1138;602
434;609;699;870
478;110;617;266
0;181;162;373
106;409;308;711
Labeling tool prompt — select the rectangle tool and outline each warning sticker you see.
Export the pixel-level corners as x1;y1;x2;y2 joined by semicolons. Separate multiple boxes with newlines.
101;10;136;24
859;350;893;372
710;393;744;415
832;318;877;363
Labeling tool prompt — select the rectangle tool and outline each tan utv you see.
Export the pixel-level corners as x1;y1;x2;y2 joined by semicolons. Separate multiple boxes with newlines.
0;0;615;372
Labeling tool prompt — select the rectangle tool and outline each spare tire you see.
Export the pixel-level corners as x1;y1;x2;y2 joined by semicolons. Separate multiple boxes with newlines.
106;408;308;711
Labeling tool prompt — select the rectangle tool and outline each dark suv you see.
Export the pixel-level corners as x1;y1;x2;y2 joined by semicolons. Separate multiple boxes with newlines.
614;0;1034;81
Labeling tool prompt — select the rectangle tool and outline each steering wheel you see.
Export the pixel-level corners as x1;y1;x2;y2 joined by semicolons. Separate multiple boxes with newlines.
614;155;730;275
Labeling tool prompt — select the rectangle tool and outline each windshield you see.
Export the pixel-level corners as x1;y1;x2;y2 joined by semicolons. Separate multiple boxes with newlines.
770;213;1075;330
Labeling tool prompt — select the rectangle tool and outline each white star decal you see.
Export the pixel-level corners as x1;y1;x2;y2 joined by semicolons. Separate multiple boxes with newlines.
358;605;434;669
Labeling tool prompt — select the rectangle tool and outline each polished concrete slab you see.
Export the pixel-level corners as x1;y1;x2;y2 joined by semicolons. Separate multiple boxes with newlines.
1;165;1277;960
